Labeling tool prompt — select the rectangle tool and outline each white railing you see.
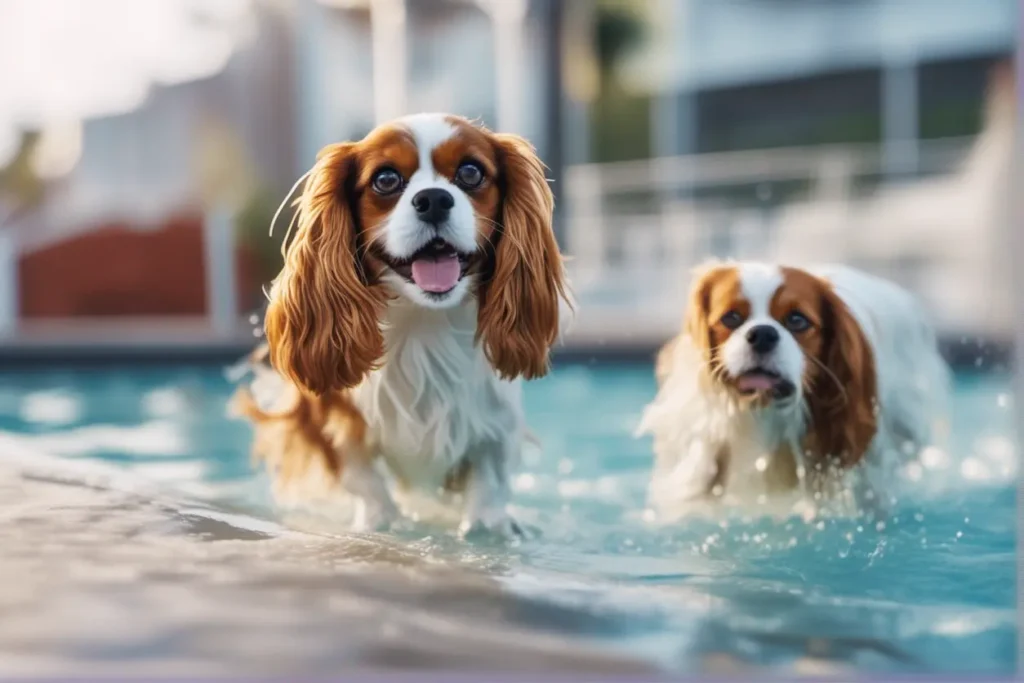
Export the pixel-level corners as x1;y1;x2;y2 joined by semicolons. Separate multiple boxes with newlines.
561;135;1013;342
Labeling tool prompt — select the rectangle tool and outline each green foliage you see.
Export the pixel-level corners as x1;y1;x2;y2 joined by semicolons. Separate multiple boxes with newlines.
590;1;652;162
591;90;652;163
0;132;44;210
593;0;646;76
235;188;286;283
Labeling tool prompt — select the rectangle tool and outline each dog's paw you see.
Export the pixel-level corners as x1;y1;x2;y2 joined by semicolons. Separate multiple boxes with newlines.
458;513;528;541
791;498;819;523
350;499;399;533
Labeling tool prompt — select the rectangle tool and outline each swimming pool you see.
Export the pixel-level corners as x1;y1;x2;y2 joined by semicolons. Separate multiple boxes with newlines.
0;363;1015;675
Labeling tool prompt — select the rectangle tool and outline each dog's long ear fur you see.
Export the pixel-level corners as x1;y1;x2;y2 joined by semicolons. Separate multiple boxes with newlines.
265;143;387;396
683;263;728;363
476;133;568;380
806;285;878;468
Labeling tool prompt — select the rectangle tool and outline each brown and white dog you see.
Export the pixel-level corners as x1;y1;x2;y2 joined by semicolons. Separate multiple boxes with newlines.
231;113;570;536
637;261;949;519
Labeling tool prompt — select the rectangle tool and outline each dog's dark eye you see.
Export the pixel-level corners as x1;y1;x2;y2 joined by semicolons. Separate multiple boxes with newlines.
784;311;811;332
371;168;403;195
720;310;744;330
455;161;484;189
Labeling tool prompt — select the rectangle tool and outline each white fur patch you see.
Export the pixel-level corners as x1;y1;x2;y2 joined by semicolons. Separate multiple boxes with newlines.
382;113;480;310
720;263;803;393
383;114;477;258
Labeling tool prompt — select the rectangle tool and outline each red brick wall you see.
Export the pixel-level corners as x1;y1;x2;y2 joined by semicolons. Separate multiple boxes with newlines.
20;215;262;318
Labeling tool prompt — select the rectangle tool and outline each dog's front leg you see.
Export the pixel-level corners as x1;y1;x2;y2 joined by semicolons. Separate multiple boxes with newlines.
458;444;523;539
342;456;399;532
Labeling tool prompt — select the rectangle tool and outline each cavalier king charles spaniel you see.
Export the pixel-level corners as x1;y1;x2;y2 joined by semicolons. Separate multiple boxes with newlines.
231;113;570;536
637;261;949;519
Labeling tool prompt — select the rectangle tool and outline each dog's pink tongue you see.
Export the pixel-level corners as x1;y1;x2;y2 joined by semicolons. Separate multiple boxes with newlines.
737;373;777;392
411;254;461;292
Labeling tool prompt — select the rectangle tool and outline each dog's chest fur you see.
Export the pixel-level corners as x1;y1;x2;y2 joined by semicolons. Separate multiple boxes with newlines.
350;301;524;490
708;401;804;497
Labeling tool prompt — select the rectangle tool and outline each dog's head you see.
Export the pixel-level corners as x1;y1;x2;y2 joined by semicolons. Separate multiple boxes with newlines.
684;261;877;465
265;113;568;395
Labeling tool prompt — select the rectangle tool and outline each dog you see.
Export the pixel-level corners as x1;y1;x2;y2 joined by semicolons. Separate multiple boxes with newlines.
231;113;570;536
637;261;949;519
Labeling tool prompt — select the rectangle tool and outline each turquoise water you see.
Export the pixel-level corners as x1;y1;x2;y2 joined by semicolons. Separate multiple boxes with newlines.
0;363;1016;674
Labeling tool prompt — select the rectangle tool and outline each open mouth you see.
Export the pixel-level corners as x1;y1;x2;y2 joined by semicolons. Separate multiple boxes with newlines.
381;238;475;295
735;368;796;399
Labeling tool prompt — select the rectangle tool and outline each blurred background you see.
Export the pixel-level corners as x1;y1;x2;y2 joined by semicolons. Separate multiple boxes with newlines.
0;0;1016;363
0;2;1017;675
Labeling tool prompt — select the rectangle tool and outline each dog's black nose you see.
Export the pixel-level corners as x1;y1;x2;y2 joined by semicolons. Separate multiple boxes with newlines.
412;188;454;225
746;324;780;353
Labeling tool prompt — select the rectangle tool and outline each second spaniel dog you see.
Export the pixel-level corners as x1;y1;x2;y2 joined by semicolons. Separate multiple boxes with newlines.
637;261;949;519
232;114;570;536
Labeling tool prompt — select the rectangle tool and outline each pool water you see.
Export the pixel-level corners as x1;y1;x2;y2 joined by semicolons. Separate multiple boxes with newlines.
0;363;1016;675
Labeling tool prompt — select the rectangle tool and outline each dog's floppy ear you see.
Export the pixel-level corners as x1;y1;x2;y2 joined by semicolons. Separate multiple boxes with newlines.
683;262;727;361
476;133;569;380
806;283;878;468
265;143;387;395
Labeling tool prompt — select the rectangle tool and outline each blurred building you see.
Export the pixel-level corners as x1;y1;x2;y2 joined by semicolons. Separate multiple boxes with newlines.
564;0;1016;347
0;0;1015;355
636;0;1014;160
1;0;295;333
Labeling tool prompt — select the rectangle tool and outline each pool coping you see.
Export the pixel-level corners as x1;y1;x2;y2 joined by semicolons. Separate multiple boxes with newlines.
0;335;1010;372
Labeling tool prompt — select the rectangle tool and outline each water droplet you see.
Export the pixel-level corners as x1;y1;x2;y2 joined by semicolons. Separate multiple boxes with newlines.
963;517;970;525
249;313;260;325
856;525;863;533
815;520;826;531
961;457;993;482
914;513;925;522
955;531;963;539
756;494;767;505
515;473;536;491
755;456;768;472
642;509;657;523
557;459;574;475
711;484;724;497
875;521;886;532
252;328;263;338
787;537;798;548
920;446;949;470
996;393;1011;409
904;462;924;481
